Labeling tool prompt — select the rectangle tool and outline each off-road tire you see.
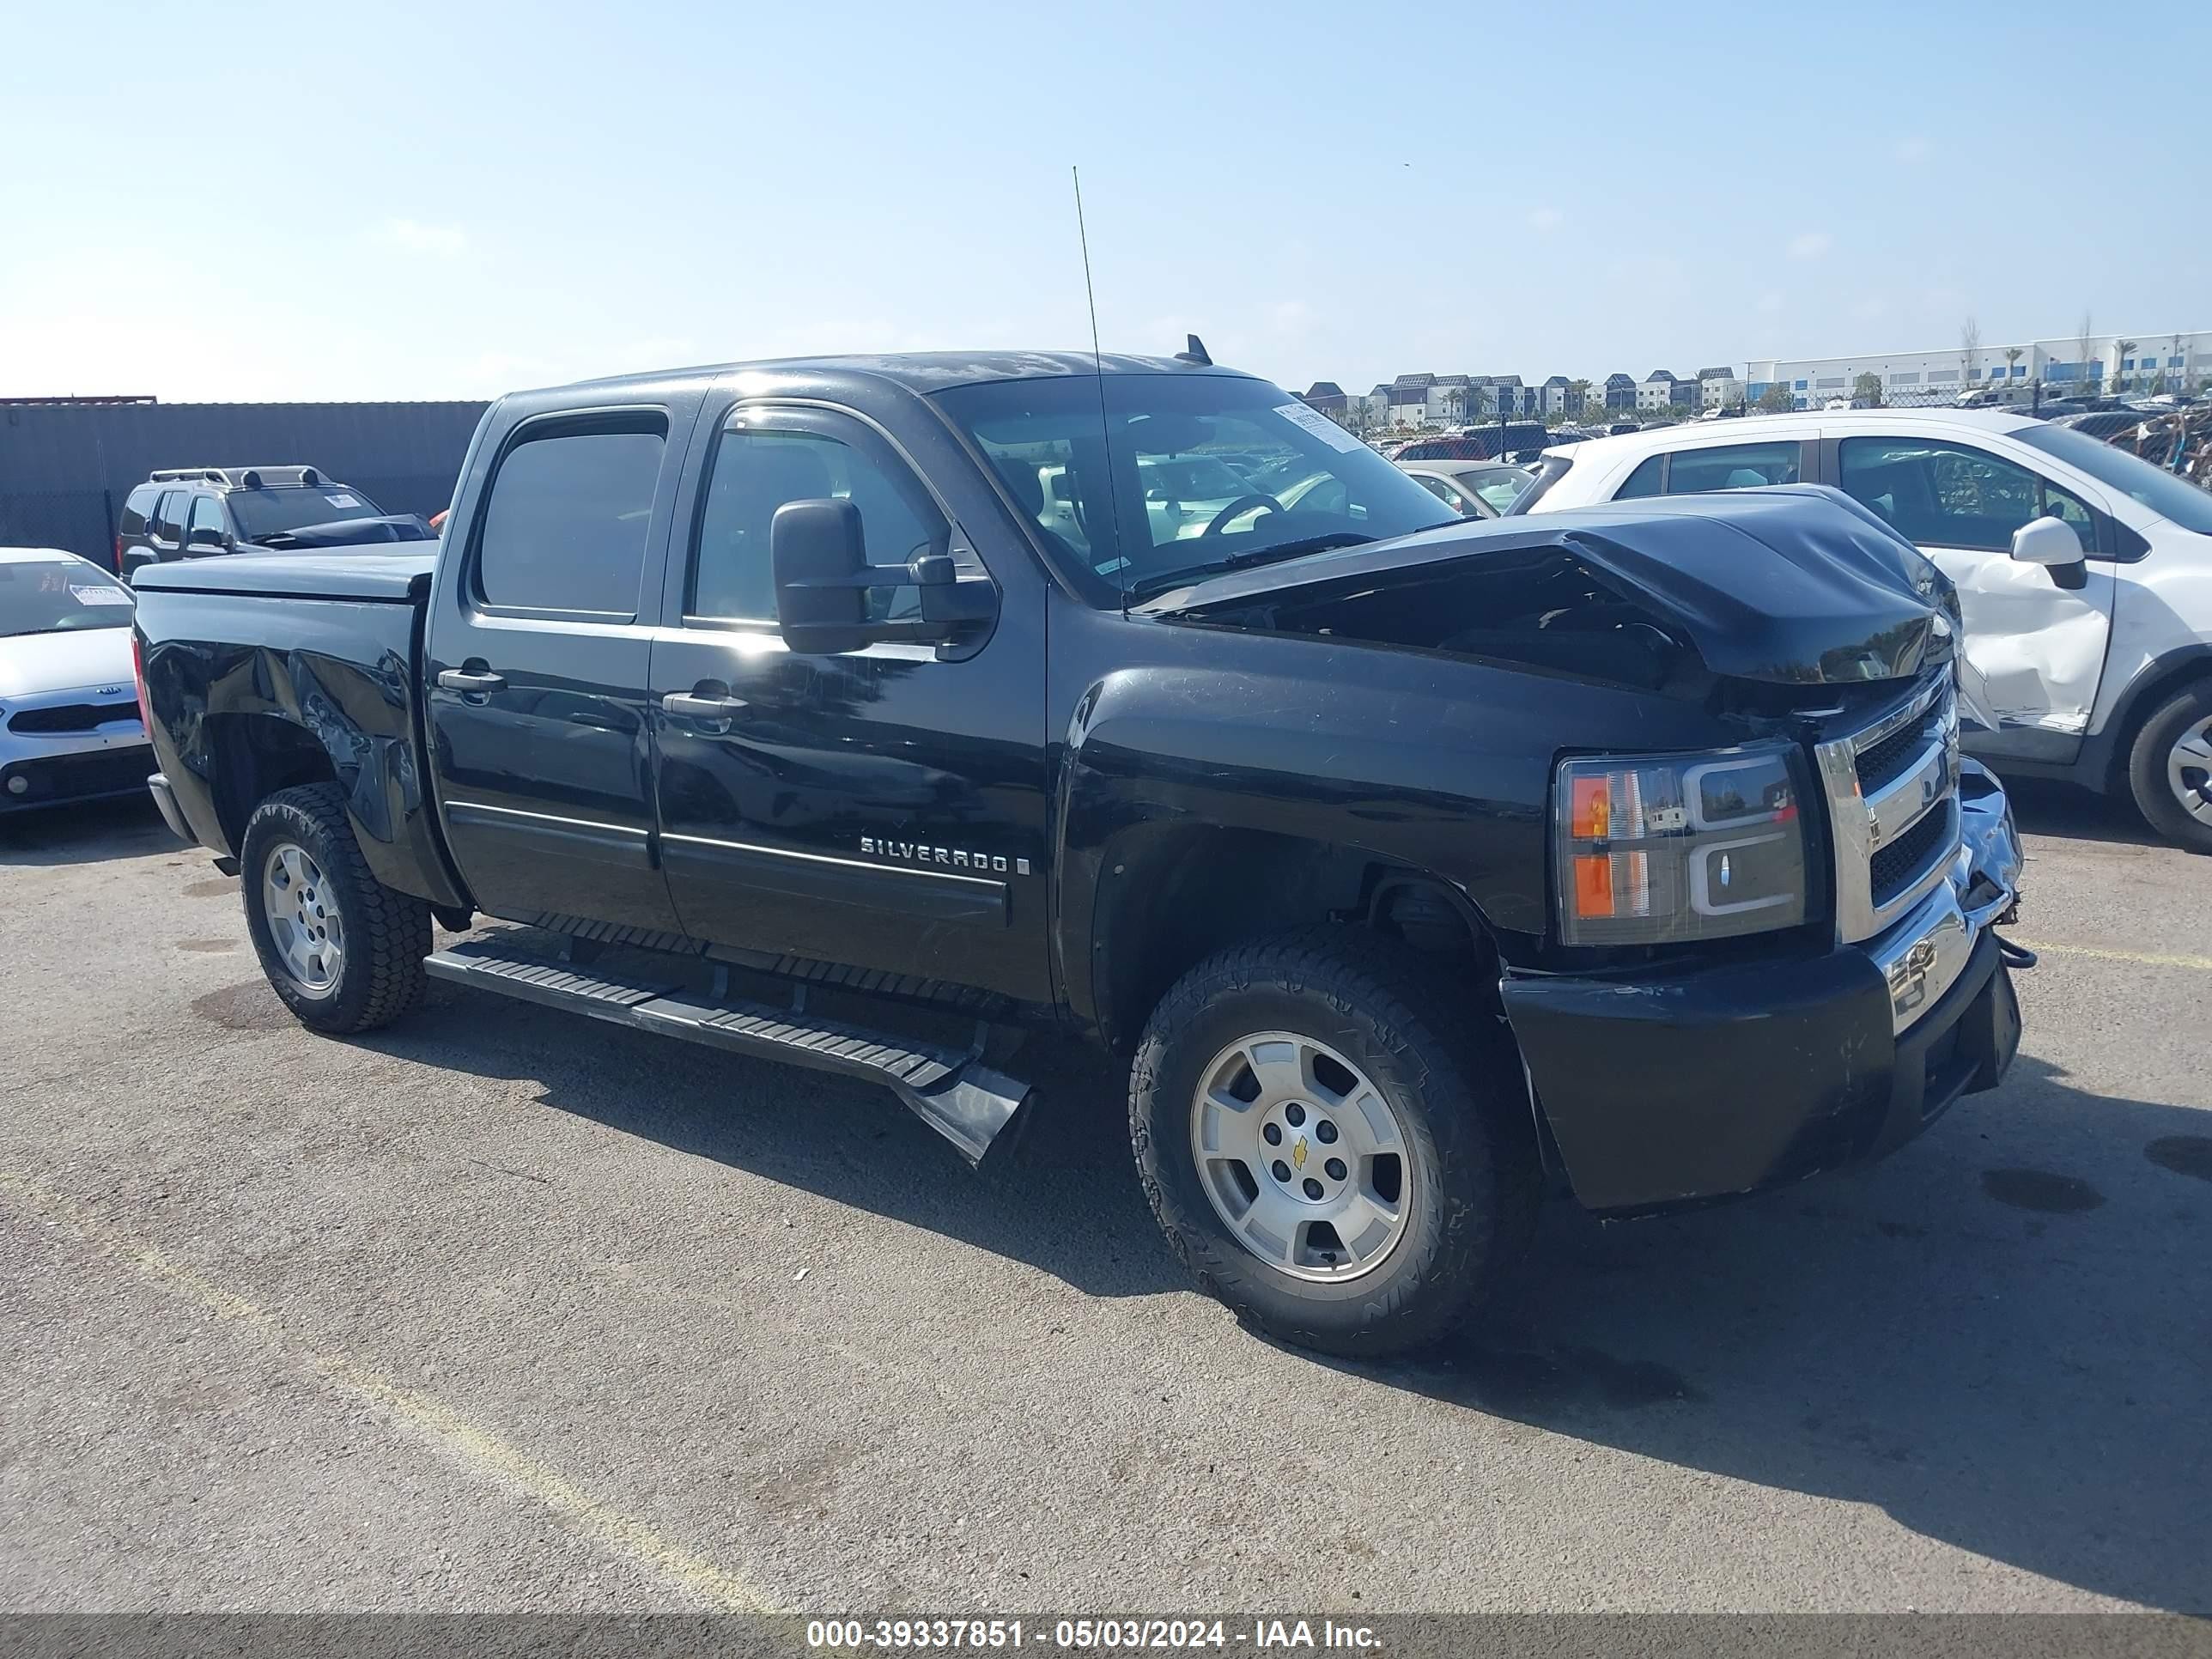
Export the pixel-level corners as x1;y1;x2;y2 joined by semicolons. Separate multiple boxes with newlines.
2126;679;2212;854
1131;927;1539;1358
240;783;430;1033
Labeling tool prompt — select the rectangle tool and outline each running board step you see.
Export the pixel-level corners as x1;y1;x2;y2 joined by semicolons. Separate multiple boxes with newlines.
423;943;1031;1165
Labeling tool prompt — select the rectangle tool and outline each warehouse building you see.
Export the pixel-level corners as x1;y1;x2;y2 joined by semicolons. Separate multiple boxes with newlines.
1744;330;2212;410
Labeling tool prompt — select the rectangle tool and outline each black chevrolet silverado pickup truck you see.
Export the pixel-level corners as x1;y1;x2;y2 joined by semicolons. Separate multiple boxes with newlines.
133;350;2027;1356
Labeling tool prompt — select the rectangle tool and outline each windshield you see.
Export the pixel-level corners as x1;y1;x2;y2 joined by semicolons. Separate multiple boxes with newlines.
2014;423;2212;536
227;485;386;541
0;559;135;636
1461;465;1534;512
934;374;1454;603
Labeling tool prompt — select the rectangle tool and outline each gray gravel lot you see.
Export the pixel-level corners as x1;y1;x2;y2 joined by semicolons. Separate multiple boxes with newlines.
2;784;2207;1615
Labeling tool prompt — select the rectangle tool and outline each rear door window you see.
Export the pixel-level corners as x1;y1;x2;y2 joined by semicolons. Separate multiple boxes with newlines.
1663;441;1802;495
1613;455;1666;499
150;490;188;543
475;424;667;616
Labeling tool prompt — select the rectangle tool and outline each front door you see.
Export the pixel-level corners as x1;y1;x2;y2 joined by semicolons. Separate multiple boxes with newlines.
424;407;690;934
647;401;1051;1004
1832;432;2116;761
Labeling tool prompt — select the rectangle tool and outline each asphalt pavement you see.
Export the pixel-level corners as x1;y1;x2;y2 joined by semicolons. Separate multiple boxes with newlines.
2;782;2207;1615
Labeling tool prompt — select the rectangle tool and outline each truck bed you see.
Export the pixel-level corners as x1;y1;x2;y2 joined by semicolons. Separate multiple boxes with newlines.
131;548;435;603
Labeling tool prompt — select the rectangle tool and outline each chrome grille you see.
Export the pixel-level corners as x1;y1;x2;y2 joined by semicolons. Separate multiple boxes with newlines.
1814;671;1961;945
1854;720;1926;795
1869;799;1954;899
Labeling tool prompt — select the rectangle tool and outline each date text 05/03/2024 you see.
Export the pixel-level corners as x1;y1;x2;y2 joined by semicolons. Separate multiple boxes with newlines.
803;1618;1381;1650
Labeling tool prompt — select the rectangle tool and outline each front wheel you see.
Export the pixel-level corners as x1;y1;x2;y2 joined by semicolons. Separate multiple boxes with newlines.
240;782;430;1033
2126;680;2212;854
1130;928;1538;1358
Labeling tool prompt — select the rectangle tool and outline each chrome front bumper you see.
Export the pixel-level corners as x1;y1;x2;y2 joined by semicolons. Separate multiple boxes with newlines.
1864;759;2022;1036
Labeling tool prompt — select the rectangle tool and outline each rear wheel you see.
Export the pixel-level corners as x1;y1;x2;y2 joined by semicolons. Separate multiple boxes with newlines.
240;783;429;1032
2126;681;2212;854
1131;928;1538;1358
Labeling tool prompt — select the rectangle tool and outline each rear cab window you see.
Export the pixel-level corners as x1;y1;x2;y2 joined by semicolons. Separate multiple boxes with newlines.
473;422;667;616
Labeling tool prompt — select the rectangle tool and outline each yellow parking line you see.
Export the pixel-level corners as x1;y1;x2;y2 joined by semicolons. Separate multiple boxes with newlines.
0;1170;781;1615
2010;939;2212;973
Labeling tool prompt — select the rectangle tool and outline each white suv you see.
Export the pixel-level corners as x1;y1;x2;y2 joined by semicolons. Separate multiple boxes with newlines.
1516;409;2212;850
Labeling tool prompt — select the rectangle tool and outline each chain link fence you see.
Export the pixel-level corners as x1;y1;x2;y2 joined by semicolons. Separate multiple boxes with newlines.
0;489;117;566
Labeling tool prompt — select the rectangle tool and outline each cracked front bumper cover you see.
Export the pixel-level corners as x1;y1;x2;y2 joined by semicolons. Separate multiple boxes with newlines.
1501;759;2024;1215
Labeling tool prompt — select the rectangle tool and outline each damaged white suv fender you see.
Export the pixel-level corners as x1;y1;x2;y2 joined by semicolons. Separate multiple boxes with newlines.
1516;409;2212;850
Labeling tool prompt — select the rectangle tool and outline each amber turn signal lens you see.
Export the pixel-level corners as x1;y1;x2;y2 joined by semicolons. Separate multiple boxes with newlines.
1572;854;1614;918
1570;775;1611;840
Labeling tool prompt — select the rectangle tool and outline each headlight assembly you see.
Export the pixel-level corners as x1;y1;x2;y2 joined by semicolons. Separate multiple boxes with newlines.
1554;742;1811;947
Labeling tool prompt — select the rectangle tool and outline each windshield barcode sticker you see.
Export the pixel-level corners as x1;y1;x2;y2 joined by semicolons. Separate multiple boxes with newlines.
1274;401;1366;453
70;586;133;606
324;493;362;510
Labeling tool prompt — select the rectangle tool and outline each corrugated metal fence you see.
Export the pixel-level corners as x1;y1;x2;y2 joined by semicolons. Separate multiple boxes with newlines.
0;400;489;568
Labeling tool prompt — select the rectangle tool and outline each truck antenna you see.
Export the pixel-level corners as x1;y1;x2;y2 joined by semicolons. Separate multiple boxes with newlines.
1072;165;1129;612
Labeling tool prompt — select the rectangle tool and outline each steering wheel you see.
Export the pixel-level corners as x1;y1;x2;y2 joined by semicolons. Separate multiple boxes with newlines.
1200;493;1286;537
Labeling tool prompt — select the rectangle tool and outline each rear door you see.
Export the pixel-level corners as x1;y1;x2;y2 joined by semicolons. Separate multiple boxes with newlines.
645;397;1052;1003
424;391;701;933
144;490;188;566
1829;428;2116;760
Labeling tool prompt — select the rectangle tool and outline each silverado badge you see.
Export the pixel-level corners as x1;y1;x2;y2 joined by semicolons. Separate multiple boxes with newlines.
859;836;1030;876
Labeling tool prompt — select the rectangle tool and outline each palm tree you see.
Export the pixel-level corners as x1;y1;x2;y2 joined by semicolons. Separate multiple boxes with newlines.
2115;339;2140;392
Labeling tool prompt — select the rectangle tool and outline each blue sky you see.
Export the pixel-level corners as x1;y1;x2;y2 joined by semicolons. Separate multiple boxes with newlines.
3;0;2204;403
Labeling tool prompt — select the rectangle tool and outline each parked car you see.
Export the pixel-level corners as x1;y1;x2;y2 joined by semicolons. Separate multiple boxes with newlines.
135;350;2024;1358
1;548;151;812
2055;410;2159;443
1514;408;2212;849
1396;460;1532;517
1394;424;1551;464
117;466;431;582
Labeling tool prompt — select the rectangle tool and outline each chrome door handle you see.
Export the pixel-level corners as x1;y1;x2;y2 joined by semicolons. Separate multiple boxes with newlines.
661;692;749;720
437;668;507;693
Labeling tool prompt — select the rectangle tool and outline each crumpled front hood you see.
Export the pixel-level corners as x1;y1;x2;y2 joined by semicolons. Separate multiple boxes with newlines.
1145;484;1954;686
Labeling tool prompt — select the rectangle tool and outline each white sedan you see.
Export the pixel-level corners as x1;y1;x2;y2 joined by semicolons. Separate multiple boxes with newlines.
0;548;153;815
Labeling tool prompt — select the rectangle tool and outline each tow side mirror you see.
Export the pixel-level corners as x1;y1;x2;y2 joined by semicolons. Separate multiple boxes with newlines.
771;498;1000;656
2010;515;2089;591
771;499;872;655
185;525;229;551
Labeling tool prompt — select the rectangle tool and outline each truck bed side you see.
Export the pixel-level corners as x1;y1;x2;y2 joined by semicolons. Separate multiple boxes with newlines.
133;553;468;910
